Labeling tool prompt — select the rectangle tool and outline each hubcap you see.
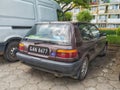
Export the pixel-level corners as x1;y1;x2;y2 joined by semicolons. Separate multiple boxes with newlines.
10;47;17;57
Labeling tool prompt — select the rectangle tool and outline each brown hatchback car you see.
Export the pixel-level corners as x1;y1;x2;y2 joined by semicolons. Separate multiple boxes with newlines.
16;22;107;80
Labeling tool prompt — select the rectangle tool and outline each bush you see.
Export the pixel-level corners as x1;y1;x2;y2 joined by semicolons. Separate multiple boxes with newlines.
116;27;120;36
107;35;120;44
76;10;92;22
99;30;116;35
64;12;73;21
57;11;72;21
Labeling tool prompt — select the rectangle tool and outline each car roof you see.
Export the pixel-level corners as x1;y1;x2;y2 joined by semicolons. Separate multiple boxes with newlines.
35;21;94;25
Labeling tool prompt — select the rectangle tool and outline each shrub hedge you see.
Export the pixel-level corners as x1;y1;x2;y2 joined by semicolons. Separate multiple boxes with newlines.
99;30;116;35
116;27;120;36
107;35;120;44
99;30;120;45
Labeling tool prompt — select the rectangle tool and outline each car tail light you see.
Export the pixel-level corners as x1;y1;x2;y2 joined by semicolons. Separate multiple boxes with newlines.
56;49;78;58
19;43;25;51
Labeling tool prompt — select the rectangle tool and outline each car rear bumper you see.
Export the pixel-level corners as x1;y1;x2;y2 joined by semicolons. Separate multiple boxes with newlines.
16;52;83;77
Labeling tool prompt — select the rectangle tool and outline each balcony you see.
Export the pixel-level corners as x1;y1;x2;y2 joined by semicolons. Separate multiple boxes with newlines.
110;0;120;3
98;6;106;14
91;19;97;23
90;2;98;5
98;19;107;23
108;19;120;23
108;9;120;14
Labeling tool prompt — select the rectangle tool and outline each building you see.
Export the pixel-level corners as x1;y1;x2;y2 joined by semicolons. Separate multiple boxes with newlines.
70;0;120;29
90;0;120;29
71;7;80;21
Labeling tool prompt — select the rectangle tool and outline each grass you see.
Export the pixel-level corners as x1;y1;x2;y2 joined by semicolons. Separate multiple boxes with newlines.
107;35;120;45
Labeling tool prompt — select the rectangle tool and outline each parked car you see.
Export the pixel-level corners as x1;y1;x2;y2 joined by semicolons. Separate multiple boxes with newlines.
0;0;61;62
16;22;107;80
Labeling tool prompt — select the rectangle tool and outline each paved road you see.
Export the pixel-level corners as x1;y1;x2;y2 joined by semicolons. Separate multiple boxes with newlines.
0;45;120;90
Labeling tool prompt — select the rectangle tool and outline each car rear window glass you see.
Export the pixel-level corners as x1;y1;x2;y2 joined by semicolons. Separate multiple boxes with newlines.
25;24;71;45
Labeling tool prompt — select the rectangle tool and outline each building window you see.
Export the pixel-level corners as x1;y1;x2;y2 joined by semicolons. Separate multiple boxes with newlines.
103;0;110;3
99;24;106;28
116;24;120;28
93;15;96;19
91;7;97;11
107;24;116;28
112;4;119;10
99;15;107;20
90;0;98;4
109;14;120;19
99;6;106;10
73;8;80;14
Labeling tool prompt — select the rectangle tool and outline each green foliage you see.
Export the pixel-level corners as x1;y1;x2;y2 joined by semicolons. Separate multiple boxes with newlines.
55;0;89;21
100;29;120;45
107;35;120;44
55;0;89;7
57;10;64;21
76;10;92;22
116;27;120;36
99;30;116;35
64;12;73;21
55;0;89;13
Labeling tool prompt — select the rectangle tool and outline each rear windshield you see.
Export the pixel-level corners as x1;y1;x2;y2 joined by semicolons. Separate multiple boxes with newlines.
25;24;71;45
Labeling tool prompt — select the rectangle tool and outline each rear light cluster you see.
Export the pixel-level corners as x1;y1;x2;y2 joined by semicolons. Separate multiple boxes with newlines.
19;43;25;51
56;49;78;58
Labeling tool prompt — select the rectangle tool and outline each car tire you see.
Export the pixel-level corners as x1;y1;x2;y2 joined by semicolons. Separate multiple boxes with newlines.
119;73;120;81
4;41;19;62
77;57;89;81
99;45;107;56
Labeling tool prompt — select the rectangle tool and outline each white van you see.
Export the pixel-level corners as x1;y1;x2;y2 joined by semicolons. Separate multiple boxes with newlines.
0;0;61;62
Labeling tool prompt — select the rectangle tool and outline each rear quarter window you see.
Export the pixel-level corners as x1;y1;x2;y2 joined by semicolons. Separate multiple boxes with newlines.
78;24;92;41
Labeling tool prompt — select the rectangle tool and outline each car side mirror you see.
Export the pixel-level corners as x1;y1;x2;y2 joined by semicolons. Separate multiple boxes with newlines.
100;32;106;36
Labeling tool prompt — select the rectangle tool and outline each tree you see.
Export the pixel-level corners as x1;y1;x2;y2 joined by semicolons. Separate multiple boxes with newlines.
76;10;93;22
64;12;73;21
55;0;90;20
55;0;89;13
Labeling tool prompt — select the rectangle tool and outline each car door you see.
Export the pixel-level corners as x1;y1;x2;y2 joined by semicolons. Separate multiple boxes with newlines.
76;23;97;61
89;24;105;55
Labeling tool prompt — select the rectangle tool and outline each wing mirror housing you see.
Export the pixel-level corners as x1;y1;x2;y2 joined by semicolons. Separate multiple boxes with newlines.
100;32;106;36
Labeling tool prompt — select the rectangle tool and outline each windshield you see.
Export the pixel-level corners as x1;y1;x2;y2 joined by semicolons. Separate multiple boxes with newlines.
25;24;71;45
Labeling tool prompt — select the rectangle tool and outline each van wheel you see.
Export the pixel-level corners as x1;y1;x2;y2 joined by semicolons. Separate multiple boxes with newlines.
77;57;89;81
4;41;19;62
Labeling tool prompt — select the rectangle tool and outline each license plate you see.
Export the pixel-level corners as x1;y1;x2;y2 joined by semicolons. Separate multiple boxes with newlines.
28;45;49;55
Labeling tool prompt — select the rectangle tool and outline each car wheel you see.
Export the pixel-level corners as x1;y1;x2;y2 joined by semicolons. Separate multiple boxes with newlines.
77;57;89;81
99;45;107;56
4;41;19;62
